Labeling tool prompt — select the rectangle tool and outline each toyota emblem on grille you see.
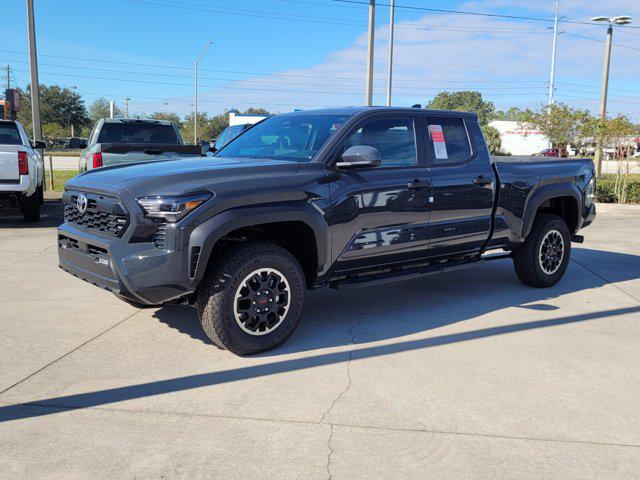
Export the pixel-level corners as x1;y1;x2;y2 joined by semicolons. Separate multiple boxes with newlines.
76;194;88;215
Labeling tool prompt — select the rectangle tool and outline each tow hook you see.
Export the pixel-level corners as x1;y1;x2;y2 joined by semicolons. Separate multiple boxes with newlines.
571;235;584;244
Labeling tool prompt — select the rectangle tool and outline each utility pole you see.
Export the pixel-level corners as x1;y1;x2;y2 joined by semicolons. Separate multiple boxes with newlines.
124;97;130;117
109;100;114;118
194;41;213;144
548;0;560;107
365;0;375;106
591;15;632;176
26;0;42;142
594;26;613;176
386;0;395;107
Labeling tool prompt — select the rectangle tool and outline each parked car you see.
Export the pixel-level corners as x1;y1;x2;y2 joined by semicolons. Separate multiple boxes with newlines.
65;137;87;149
58;107;596;355
533;147;567;158
79;118;202;172
0;120;46;222
212;123;251;151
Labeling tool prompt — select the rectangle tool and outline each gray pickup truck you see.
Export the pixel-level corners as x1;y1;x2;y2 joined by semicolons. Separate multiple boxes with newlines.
79;118;202;172
59;107;596;355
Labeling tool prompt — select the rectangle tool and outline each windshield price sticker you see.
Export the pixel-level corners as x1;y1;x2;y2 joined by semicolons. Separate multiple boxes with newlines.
429;124;448;159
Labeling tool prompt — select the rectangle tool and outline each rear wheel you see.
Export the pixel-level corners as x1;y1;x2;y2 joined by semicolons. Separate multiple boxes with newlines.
197;241;306;355
513;214;571;288
22;190;41;222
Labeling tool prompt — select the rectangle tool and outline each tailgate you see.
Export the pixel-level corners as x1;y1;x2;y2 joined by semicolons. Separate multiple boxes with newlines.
0;145;19;181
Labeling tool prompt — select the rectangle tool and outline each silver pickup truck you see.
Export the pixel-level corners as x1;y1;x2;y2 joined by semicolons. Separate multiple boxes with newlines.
79;118;202;172
0;120;46;222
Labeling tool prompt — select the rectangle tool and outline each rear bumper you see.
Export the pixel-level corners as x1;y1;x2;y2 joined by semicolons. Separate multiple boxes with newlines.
57;223;193;305
0;175;33;194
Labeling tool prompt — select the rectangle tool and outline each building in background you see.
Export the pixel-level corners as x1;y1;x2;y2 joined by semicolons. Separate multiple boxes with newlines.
489;120;549;155
228;112;268;127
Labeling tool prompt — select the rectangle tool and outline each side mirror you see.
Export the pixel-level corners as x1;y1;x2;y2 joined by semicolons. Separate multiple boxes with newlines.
31;140;47;149
335;145;381;170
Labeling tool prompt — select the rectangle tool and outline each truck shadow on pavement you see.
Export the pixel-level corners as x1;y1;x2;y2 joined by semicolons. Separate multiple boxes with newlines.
1;247;639;423
0;199;63;229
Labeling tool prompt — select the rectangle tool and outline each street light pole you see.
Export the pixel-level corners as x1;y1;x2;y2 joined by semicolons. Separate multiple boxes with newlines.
591;15;632;176
26;0;42;142
194;41;213;144
386;0;395;107
365;0;375;106
548;0;560;107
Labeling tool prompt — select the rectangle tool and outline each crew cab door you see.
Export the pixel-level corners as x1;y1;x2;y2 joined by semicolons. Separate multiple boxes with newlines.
423;115;495;256
327;113;432;273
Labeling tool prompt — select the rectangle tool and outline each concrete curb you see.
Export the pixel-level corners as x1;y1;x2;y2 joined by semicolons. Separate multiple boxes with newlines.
595;202;640;214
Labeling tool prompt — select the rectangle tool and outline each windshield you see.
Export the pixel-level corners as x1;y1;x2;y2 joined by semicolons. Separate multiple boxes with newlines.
98;123;179;144
215;114;350;161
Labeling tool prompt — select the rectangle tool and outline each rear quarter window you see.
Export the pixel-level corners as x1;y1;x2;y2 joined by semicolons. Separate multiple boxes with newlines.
0;123;22;145
426;117;472;165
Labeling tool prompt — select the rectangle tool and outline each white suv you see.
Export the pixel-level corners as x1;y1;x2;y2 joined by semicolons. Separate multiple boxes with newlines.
0;120;45;222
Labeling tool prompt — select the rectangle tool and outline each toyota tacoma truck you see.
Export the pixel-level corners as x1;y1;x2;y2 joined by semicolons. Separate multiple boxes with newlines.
0;119;46;222
58;107;596;355
79;118;202;171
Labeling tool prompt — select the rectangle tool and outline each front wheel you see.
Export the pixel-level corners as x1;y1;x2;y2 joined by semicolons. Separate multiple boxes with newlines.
197;241;306;355
513;214;571;288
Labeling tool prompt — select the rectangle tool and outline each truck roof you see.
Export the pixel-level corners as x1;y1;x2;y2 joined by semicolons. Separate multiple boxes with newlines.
279;106;479;119
101;118;174;126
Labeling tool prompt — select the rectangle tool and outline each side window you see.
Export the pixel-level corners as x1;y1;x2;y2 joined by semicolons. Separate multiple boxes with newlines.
344;116;417;167
426;117;472;165
214;128;230;149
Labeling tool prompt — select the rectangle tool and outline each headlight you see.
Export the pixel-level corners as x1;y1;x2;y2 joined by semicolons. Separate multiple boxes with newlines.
584;177;595;208
137;192;212;222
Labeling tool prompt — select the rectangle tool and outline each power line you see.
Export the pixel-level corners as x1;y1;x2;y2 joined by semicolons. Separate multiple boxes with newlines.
330;0;640;30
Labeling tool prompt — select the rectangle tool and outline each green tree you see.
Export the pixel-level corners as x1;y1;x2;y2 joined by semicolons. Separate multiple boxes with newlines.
209;113;229;138
482;125;503;155
426;91;495;126
41;123;68;143
18;84;89;135
88;97;121;124
493;107;533;122
521;103;591;154
180;112;213;143
150;111;182;127
244;107;270;115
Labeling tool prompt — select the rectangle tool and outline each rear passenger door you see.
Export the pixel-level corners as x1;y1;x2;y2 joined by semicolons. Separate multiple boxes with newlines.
423;115;495;257
328;113;432;273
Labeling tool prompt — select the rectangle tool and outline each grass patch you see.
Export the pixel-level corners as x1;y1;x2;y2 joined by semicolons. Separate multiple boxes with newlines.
45;149;82;157
46;170;80;192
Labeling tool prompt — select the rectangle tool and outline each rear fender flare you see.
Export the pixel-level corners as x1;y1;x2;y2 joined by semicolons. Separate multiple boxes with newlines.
521;183;582;239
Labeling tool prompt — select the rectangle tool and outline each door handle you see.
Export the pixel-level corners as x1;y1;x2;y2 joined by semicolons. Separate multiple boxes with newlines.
407;179;430;190
472;175;493;186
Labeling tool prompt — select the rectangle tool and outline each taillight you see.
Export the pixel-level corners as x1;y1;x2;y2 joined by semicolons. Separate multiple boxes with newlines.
92;152;103;168
18;151;28;175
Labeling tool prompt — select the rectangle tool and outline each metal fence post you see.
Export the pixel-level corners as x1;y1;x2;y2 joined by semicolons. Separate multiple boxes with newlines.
48;155;54;191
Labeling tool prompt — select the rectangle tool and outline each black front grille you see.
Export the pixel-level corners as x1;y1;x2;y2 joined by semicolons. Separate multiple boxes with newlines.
63;191;129;237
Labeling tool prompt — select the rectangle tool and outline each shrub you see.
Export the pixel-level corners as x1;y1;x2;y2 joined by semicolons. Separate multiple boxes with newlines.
595;175;640;204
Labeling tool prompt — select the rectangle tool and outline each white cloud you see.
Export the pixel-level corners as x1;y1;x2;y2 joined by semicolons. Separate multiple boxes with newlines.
153;0;640;120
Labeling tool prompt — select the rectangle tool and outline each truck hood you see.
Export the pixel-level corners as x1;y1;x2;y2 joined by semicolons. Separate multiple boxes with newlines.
66;156;301;196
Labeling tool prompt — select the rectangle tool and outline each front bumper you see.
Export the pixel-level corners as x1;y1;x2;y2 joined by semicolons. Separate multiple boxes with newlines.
581;202;596;229
58;222;192;305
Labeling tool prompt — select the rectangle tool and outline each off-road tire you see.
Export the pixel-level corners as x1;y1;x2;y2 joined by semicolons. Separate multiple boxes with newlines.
22;190;41;222
197;241;306;355
513;214;571;288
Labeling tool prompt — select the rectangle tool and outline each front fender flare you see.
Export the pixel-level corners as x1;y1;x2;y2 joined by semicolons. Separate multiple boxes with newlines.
188;202;328;288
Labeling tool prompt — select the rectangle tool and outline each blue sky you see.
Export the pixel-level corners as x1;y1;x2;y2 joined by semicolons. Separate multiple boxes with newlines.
2;0;639;120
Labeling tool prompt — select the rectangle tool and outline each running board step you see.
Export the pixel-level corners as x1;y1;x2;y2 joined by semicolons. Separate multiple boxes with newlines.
330;259;484;290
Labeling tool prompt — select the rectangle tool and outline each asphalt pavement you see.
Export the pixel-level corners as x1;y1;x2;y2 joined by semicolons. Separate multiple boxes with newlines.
1;200;639;479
